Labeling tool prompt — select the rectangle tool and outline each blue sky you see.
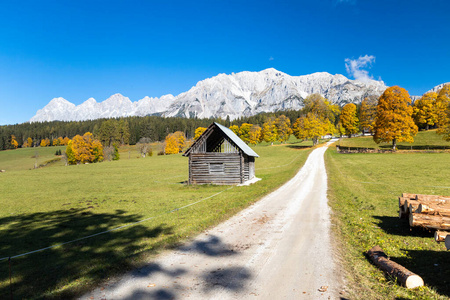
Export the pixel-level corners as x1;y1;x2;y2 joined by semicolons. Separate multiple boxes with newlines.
0;0;449;125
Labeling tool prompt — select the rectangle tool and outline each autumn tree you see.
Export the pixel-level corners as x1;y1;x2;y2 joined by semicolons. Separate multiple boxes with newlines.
229;125;240;136
23;137;33;148
275;115;292;143
10;135;18;149
373;86;418;150
249;125;262;145
40;138;50;147
359;96;378;134
302;94;340;124
239;123;253;144
436;84;450;140
65;132;104;164
340;103;359;138
164;131;186;154
293;113;333;146
262;117;278;145
194;127;207;140
412;92;438;130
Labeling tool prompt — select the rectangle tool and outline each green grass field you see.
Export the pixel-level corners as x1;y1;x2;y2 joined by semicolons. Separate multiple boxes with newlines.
326;131;450;299
0;139;315;299
0;146;67;171
338;129;450;150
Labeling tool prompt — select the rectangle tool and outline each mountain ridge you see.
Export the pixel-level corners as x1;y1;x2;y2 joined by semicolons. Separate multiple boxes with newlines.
29;68;416;122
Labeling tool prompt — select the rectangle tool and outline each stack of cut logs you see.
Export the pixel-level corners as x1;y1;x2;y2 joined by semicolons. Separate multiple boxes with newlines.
399;193;450;250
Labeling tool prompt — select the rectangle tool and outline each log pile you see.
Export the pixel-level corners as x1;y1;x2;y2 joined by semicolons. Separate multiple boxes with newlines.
399;193;450;250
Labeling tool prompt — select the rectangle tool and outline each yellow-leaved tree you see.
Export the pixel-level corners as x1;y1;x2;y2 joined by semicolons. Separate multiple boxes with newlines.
359;96;378;135
293;113;333;146
249;125;262;145
66;132;103;164
412;92;438;130
164;131;186;154
40;138;50;147
229;125;240;136
262;117;278;145
436;84;450;140
340;103;359;138
275;115;292;143
194;127;207;140
10;135;18;149
239;123;253;144
373;86;418;150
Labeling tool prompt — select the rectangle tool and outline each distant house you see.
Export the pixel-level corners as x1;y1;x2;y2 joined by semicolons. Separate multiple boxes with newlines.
183;122;259;185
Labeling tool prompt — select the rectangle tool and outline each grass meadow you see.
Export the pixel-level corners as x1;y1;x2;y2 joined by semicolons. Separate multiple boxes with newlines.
337;129;450;150
0;138;315;299
326;130;450;299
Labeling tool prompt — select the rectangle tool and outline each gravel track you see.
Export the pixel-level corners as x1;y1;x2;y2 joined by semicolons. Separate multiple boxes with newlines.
82;141;340;299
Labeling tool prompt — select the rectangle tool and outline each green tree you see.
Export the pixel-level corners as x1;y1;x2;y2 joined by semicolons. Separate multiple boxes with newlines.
373;86;418;150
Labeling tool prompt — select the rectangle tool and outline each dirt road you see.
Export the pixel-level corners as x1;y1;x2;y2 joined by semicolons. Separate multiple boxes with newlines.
83;141;340;299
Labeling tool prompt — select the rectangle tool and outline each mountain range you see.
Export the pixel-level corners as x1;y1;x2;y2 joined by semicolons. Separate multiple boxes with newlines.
30;68;421;122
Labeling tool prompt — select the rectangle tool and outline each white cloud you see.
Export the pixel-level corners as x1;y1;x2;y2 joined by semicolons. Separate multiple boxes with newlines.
345;55;377;83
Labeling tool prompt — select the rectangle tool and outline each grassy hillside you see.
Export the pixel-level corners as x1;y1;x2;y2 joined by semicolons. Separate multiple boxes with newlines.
0;138;316;299
337;129;450;150
0;146;66;171
326;136;450;299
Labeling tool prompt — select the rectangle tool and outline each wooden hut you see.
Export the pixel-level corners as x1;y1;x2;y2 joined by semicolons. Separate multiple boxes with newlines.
183;122;259;185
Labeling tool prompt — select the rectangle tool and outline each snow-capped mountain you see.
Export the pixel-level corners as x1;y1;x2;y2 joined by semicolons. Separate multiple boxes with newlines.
30;68;387;122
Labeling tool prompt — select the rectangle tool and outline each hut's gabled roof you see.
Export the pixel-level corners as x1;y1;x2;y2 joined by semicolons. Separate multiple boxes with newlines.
183;122;259;157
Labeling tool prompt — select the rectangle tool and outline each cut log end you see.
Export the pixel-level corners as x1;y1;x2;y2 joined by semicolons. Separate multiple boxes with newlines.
367;245;424;289
405;275;424;289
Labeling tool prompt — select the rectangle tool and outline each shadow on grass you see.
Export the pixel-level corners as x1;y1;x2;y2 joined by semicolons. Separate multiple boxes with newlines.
286;145;311;150
372;216;434;238
392;249;450;298
0;208;173;299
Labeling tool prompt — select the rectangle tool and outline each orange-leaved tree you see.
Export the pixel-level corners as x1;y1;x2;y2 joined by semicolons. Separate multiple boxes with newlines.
40;138;50;147
340;103;359;138
194;127;207;140
373;86;418;150
412;92;438;130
